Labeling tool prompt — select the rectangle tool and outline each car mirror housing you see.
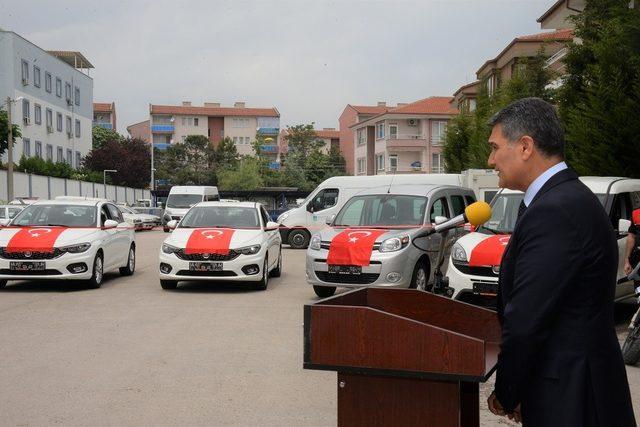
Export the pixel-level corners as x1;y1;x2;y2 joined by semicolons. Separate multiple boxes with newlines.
167;220;178;230
103;219;118;229
265;221;279;231
325;214;336;225
434;216;448;226
0;219;11;227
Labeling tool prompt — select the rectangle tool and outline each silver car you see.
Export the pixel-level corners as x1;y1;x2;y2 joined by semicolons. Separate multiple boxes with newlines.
306;184;476;298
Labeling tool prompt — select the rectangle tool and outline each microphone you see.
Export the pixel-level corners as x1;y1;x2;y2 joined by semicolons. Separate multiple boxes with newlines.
415;201;492;238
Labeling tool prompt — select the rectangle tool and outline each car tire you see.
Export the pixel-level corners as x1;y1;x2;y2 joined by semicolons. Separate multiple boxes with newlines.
119;244;136;276
86;253;104;289
622;323;640;366
160;280;178;290
270;247;282;278
409;261;429;291
288;229;310;249
254;258;269;290
0;279;6;289
313;285;336;298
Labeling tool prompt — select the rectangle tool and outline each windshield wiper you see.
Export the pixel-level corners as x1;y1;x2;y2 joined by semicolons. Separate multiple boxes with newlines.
45;224;69;227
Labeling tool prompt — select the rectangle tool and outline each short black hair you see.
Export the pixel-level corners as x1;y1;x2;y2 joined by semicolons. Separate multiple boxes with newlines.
488;97;564;158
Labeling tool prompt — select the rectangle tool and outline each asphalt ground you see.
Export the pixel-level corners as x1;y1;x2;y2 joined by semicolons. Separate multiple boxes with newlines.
0;230;637;426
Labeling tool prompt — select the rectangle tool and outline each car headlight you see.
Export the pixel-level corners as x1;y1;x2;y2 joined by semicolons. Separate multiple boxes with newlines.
133;219;142;223
277;212;289;223
237;244;261;255
59;242;91;253
452;242;467;262
162;243;179;254
309;234;321;250
379;236;409;253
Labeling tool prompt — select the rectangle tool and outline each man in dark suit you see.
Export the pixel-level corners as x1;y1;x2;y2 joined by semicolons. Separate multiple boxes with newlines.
485;98;636;425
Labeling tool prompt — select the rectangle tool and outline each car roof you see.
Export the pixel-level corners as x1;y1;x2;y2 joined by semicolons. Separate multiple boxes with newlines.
32;199;101;207
353;184;472;197
195;201;259;209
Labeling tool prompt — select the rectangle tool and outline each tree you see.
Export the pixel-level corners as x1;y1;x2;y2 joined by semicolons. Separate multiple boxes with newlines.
92;125;123;149
214;137;240;169
442;112;472;173
217;158;264;190
83;138;151;187
559;0;640;177
0;109;22;159
154;135;218;185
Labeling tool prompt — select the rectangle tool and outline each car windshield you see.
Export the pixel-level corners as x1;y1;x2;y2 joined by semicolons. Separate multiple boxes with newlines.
11;204;97;227
478;193;525;234
166;194;203;209
179;206;260;229
119;206;135;214
333;195;427;228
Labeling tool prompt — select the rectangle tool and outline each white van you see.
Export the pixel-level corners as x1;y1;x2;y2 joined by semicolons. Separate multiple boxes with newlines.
277;173;497;248
162;186;219;232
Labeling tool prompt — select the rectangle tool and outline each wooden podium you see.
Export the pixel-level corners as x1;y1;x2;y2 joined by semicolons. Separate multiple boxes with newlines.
304;288;501;427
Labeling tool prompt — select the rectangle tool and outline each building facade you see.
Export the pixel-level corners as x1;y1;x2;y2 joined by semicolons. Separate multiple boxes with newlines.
148;101;280;157
0;31;94;168
338;103;390;175
127;120;150;142
93;102;116;130
351;97;457;176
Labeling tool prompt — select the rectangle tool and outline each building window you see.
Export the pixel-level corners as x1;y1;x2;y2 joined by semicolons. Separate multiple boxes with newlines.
65;83;72;102
152;115;172;124
21;60;29;84
74;87;80;106
56;78;62;97
45;72;52;93
469;99;477;112
22;99;30;121
75;119;81;137
66;116;72;136
232;118;250;128
357;128;366;146
389;124;398;139
75;151;82;168
57;146;63;163
375;153;385;172
431;153;444;173
66;149;73;165
35;141;42;158
431;121;447;145
194;117;199;126
34;104;42;125
486;75;495;97
376;122;385;139
389;154;398;172
233;136;238;144
33;66;41;88
46;144;53;161
23;138;31;157
46;108;53;130
56;112;63;131
357;157;366;175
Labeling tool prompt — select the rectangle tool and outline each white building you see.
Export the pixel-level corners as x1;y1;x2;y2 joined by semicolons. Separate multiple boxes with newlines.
0;30;94;168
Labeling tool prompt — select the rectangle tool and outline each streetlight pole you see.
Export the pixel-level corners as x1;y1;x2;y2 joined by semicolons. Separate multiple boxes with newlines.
6;96;14;202
103;169;117;199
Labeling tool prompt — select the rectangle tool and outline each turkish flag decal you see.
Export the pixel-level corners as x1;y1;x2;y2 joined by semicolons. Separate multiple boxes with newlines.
326;229;387;266
184;228;236;255
468;235;511;267
6;227;67;253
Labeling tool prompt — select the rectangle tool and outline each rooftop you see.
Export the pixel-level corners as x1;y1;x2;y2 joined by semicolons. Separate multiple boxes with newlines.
150;104;279;118
93;103;114;113
47;50;94;69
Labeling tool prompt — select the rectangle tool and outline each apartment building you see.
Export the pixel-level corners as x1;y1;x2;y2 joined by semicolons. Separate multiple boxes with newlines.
275;127;340;169
93;102;116;130
127;120;150;142
0;30;94;168
351;97;457;176
338;103;390;174
148;101;280;157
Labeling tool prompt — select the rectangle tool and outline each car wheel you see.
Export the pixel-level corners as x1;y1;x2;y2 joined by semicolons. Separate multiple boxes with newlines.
254;258;269;290
409;261;428;291
288;229;310;249
270;247;282;278
160;280;178;290
119;244;136;276
86;253;104;289
313;285;336;298
0;280;6;289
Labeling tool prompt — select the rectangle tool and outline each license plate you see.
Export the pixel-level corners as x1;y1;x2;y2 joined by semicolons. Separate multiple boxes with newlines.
10;261;46;271
189;262;223;272
328;265;362;275
472;282;498;295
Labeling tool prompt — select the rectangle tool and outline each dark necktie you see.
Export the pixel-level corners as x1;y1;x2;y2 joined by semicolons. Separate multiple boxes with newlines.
517;200;527;222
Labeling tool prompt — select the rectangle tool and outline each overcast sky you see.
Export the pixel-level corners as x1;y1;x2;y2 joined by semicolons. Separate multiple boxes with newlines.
1;0;552;134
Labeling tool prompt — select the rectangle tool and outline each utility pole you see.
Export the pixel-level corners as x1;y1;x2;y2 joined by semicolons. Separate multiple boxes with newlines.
6;96;14;202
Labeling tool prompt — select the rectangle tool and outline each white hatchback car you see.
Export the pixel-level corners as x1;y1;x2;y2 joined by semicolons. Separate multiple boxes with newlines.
158;202;282;290
0;199;136;289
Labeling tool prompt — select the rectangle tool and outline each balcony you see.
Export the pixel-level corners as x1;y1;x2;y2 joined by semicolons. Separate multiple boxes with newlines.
153;143;171;151
93;122;112;130
260;144;278;153
257;127;279;136
268;162;281;170
151;124;175;133
385;134;427;150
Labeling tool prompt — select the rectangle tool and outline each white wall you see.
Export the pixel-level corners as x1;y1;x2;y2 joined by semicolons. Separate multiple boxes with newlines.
0;170;151;204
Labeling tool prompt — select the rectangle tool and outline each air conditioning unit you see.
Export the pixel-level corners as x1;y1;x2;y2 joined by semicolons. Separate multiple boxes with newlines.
407;119;418;126
66;98;73;106
22;78;28;86
23;117;31;125
46;125;53;133
67;131;73;139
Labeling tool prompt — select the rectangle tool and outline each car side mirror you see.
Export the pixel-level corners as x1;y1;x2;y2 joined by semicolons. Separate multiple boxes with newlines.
619;218;631;233
306;203;314;213
167;220;178;230
103;219;118;229
265;221;279;231
0;219;11;227
325;214;336;225
434;216;449;226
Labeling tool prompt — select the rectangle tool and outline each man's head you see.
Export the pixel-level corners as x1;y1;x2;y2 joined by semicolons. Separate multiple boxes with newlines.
487;97;564;191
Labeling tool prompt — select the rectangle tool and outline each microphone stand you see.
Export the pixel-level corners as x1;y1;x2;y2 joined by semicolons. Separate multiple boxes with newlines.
431;229;454;297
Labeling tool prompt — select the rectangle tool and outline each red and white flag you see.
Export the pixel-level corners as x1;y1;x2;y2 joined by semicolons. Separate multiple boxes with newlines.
468;235;511;267
326;229;387;266
184;228;236;255
6;227;66;253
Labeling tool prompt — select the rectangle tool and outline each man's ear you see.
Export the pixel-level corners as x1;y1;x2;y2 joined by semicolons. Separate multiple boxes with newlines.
519;135;534;160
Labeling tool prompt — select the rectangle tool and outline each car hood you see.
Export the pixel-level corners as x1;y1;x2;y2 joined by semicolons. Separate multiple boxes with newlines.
317;226;421;243
165;228;264;249
164;208;190;216
0;227;103;247
454;232;511;266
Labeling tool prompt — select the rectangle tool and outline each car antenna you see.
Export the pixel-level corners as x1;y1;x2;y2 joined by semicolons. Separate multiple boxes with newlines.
387;170;396;194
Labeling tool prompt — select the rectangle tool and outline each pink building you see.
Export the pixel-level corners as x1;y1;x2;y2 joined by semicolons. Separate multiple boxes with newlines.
338;103;390;175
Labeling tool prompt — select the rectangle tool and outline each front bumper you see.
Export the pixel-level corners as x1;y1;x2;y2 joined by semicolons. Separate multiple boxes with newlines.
446;258;498;299
158;249;266;282
0;249;97;281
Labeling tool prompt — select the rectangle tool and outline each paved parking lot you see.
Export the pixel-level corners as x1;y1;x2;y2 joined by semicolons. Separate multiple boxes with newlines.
0;230;638;426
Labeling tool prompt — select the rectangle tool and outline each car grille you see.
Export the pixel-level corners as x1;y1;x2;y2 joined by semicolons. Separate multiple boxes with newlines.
321;241;381;250
315;271;380;284
0;247;63;260
452;263;499;277
171;216;181;220
174;249;240;261
0;269;62;276
176;270;237;277
314;259;381;265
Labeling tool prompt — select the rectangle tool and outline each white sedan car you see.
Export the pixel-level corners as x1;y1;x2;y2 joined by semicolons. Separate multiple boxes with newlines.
0;199;136;289
118;205;161;230
159;202;282;290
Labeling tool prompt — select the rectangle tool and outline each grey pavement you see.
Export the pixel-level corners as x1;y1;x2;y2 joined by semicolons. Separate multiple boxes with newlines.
0;230;637;426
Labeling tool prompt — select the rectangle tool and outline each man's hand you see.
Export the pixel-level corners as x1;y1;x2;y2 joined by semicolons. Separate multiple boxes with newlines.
506;404;522;424
488;391;505;416
625;259;633;275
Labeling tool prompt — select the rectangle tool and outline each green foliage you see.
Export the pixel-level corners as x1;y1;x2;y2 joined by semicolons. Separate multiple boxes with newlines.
442;112;472;173
217;158;264;190
0;109;22;158
559;0;640;177
214;137;240;169
83;138;151;187
92;125;124;149
154;135;220;185
14;155;97;181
